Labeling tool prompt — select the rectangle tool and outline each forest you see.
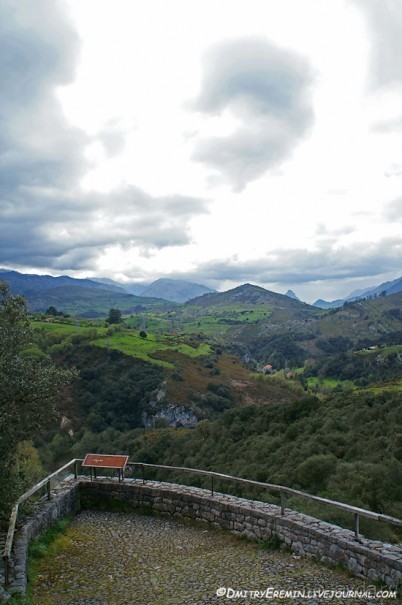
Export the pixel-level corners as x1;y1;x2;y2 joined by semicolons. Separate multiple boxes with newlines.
1;282;401;545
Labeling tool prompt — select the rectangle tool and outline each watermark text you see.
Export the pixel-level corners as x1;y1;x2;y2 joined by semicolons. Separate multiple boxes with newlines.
216;585;397;600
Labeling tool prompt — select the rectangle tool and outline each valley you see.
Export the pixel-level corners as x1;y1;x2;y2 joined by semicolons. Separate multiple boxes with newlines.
1;276;401;545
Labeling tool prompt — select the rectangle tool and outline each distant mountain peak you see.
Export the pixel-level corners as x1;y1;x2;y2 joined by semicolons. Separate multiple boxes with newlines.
141;278;216;303
285;289;300;301
314;275;402;309
188;282;315;310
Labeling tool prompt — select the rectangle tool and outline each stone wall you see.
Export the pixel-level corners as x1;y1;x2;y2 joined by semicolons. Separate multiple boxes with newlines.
3;478;80;597
80;478;402;589
2;476;402;599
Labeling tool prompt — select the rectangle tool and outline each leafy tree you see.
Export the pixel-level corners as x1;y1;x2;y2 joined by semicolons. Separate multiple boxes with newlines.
106;308;122;324
45;305;64;316
139;330;147;338
296;454;337;492
52;344;164;434
0;283;77;518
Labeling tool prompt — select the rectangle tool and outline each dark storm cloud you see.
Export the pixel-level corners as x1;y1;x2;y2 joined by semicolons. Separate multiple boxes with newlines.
0;1;208;272
0;0;86;190
187;238;402;287
353;0;402;89
0;186;209;269
190;38;315;190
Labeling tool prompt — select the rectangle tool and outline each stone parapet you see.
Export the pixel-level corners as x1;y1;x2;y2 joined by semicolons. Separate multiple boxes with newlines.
4;479;80;596
80;478;402;589
2;476;402;598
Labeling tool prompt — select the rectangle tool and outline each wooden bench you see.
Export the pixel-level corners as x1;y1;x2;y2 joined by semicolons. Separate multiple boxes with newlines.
82;453;129;482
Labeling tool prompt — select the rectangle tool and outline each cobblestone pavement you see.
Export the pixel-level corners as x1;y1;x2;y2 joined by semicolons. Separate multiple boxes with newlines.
30;511;399;605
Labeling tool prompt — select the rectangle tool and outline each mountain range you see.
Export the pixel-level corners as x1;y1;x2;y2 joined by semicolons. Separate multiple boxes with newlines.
131;278;215;302
1;268;401;310
313;276;402;308
0;270;215;306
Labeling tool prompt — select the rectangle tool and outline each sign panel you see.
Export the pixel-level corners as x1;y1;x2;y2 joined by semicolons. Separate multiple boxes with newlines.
82;454;129;469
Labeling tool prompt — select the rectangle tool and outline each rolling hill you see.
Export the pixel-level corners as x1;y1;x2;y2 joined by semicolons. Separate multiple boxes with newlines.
9;273;400;543
180;283;321;337
25;285;173;316
140;278;216;302
0;269;126;295
0;270;216;307
229;290;402;374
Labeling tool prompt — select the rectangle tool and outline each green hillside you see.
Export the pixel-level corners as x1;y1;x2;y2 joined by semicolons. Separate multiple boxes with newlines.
26;285;174;316
5;282;400;546
228;291;402;369
90;330;212;368
63;388;402;542
32;284;402;392
127;283;322;338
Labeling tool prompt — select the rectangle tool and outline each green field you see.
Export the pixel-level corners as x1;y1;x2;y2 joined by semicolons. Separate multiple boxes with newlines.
123;304;273;338
91;331;211;367
32;320;107;338
366;380;402;393
32;319;212;368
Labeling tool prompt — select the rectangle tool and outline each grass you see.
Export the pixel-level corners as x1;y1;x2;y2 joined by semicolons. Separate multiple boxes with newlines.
28;516;73;563
33;320;86;335
32;319;212;368
307;377;348;389
32;320;108;338
365;379;402;393
260;535;283;551
90;330;212;368
9;516;74;605
121;303;273;338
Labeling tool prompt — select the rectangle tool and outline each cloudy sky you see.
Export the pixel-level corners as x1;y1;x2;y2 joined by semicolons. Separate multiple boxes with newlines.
1;0;401;303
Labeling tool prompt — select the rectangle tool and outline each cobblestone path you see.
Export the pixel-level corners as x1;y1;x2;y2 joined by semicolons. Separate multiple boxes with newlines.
30;511;399;605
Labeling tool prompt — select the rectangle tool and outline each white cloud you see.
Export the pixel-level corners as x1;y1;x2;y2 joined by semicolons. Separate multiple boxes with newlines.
353;0;402;89
190;37;315;190
0;0;401;302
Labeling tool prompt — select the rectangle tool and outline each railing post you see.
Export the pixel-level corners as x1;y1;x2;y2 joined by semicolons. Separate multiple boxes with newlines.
142;464;145;484
3;555;9;585
211;475;214;497
280;491;286;515
74;460;78;479
354;513;360;541
47;479;51;500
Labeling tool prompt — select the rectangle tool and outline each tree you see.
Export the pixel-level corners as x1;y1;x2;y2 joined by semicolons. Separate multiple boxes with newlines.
45;305;64;316
139;330;147;339
107;308;122;324
0;283;77;517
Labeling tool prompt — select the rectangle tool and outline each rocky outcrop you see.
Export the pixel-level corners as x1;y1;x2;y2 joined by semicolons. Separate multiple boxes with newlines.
142;402;198;428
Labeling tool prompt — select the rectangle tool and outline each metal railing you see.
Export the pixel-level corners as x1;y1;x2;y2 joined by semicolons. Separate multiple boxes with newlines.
129;462;402;540
2;458;81;585
3;458;402;585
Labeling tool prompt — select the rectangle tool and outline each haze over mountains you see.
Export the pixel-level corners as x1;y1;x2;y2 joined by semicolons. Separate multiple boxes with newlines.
133;278;216;302
0;271;215;304
313;276;402;308
1;269;401;310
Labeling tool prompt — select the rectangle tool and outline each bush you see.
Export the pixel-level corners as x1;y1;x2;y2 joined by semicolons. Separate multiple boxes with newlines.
296;454;338;492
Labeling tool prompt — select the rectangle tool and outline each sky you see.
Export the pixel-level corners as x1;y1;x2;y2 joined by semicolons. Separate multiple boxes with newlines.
0;0;401;303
